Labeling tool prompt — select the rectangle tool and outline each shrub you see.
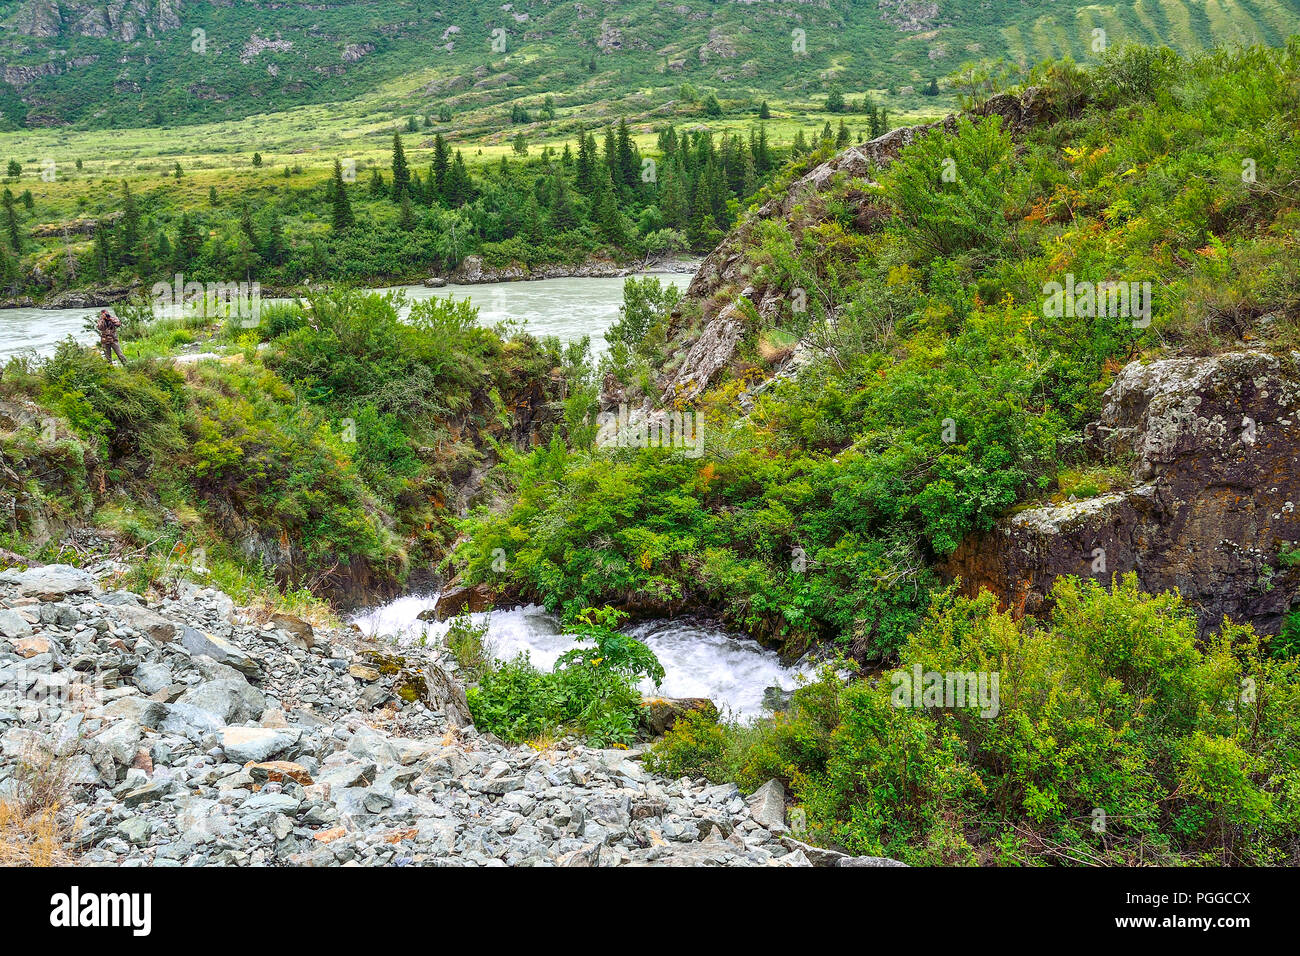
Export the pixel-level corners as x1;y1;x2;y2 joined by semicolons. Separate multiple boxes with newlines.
443;611;495;681
649;575;1300;865
466;606;663;746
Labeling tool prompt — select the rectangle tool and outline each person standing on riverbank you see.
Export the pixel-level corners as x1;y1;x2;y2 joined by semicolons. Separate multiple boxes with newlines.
96;309;126;366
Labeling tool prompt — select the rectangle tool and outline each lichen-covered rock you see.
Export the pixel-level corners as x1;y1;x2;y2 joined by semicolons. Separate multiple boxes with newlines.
944;351;1300;637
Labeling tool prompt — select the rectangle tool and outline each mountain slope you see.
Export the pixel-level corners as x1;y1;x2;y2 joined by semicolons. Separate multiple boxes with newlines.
2;0;1299;129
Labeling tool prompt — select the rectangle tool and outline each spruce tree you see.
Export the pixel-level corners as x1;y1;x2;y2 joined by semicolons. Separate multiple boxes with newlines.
549;174;579;231
591;166;623;244
391;132;410;201
2;189;20;253
261;208;285;265
330;162;356;231
444;151;473;207
616;118;638;188
431;134;450;202
239;204;258;248
575;134;595;192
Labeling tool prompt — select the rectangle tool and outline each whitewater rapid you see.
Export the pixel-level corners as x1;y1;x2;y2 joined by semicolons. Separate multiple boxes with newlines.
351;594;806;721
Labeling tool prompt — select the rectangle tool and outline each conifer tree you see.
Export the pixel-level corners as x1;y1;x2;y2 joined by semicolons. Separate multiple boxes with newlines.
431;133;451;203
391;132;410;201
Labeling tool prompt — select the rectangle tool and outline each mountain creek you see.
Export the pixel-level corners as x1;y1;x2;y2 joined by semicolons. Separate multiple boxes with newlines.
353;594;807;722
2;266;808;725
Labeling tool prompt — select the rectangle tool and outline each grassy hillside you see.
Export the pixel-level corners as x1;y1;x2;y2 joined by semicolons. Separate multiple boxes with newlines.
2;0;1298;131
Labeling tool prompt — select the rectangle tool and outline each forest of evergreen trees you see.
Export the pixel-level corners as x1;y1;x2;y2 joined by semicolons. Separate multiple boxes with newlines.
2;118;814;296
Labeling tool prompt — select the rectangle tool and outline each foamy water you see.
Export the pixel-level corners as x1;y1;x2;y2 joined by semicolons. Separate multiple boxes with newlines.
351;595;805;721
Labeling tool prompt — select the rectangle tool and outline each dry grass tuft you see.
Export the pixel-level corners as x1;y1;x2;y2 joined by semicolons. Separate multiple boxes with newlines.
0;743;78;866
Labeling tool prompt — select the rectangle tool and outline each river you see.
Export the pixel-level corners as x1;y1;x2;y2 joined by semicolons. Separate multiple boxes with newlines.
352;595;805;722
0;271;691;363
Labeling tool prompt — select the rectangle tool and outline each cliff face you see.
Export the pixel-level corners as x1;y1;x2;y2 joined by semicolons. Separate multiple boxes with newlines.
9;0;183;41
943;351;1300;637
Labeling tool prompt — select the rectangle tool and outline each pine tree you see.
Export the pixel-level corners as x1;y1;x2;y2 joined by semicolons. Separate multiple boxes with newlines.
658;125;678;155
603;126;618;177
739;147;756;197
836;119;851;148
575;134;595;192
0;241;17;292
444;151;473;207
926;77;940;96
758;100;771;120
2;189;20;253
175;212;203;268
431;134;451;202
391;132;410;202
239;205;258;248
752;125;772;173
616;118;637;188
261;208;286;265
91;221;114;279
549;174;579;231
660;160;689;231
591;166;623;244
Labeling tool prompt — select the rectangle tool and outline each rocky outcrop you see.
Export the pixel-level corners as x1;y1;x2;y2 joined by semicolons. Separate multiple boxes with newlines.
432;582;495;621
877;0;940;32
0;567;899;866
7;0;184;43
943;351;1300;637
658;88;1049;407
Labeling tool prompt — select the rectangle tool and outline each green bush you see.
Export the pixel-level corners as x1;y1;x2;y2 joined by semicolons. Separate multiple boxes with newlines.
650;575;1300;865
466;607;663;746
443;611;495;681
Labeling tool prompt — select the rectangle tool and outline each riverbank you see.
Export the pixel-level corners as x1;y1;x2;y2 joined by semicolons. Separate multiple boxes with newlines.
0;256;701;311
